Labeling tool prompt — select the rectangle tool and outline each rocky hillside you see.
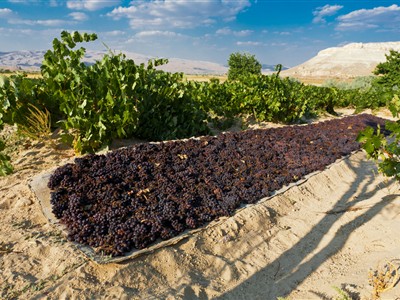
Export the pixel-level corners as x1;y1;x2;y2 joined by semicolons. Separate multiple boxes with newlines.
281;41;400;79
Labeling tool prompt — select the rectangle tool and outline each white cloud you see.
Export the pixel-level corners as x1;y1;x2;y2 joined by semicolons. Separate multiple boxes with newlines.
336;22;379;31
135;30;181;38
216;27;253;37
107;5;137;18
107;0;251;29
273;31;291;35
102;30;126;36
67;0;121;11
37;19;68;26
7;0;37;3
236;41;262;46
69;12;89;21
313;4;343;24
8;18;73;26
8;0;58;6
270;42;288;47
0;27;67;51
233;30;253;37
216;27;231;35
0;8;13;18
336;4;400;31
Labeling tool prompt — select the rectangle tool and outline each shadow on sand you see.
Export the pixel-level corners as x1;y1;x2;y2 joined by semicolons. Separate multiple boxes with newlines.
214;157;397;299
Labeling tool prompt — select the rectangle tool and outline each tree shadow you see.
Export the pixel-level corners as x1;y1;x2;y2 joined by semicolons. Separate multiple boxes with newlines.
214;157;397;299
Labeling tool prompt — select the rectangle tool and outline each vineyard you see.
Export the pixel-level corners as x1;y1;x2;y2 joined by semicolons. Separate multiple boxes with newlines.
0;31;395;159
1;31;400;299
0;31;399;253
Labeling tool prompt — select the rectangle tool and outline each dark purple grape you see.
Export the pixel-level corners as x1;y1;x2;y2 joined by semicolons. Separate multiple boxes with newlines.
47;114;388;256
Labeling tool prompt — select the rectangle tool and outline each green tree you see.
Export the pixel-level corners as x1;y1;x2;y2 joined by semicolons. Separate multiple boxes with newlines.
227;52;262;80
373;49;400;89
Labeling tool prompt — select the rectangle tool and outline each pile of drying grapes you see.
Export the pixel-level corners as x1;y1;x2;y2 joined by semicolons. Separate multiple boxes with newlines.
48;114;386;256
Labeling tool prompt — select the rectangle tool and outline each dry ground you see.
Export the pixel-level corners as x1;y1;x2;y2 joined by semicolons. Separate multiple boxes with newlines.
0;109;400;299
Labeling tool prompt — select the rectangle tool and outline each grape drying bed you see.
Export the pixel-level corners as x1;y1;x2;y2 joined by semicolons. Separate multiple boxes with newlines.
44;114;386;259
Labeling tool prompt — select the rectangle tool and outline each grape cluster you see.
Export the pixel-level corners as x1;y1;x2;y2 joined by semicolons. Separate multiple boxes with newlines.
48;114;387;256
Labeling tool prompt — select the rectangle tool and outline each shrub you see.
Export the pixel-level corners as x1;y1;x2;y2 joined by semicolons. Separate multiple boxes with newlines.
227;52;262;81
41;31;210;153
374;49;400;90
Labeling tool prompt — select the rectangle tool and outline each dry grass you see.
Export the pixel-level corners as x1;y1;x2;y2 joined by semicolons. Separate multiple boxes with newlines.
184;73;358;86
18;103;51;140
184;74;227;82
368;261;400;299
279;75;358;86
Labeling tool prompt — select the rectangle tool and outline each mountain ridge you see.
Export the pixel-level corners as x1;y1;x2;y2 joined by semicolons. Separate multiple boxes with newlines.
281;41;400;79
0;49;286;75
0;49;229;75
3;42;399;78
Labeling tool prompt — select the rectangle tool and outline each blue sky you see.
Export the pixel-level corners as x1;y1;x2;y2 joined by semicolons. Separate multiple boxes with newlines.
0;0;399;67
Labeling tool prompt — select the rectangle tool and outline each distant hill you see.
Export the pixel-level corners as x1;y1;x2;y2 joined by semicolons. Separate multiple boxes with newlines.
0;50;229;75
0;50;291;76
281;41;400;80
0;50;46;71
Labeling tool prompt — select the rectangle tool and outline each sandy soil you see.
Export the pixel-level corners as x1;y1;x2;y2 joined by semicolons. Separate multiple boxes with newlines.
1;110;400;300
